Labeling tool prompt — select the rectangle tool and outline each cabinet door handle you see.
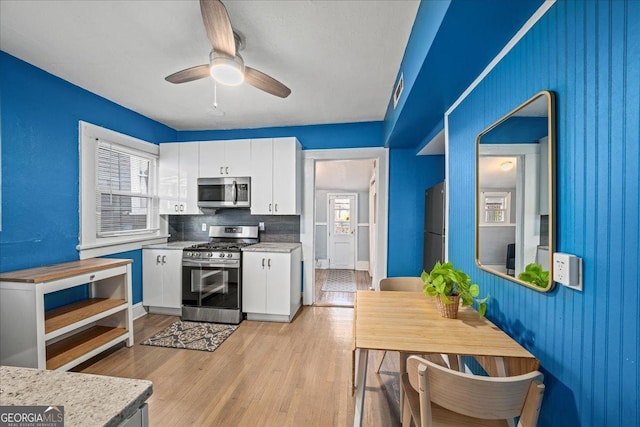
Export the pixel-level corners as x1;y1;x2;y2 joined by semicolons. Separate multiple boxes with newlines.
174;204;179;212
156;255;162;265
162;255;167;264
180;204;184;212
225;166;229;174
89;274;96;281
268;258;271;269
262;258;265;268
220;166;224;175
275;203;278;213
269;203;272;212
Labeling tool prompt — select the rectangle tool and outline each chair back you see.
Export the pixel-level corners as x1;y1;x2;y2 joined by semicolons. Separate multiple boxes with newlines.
406;355;544;425
379;277;423;292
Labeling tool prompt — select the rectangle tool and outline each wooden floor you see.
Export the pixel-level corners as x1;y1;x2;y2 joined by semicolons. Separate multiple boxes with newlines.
77;307;401;427
314;269;372;307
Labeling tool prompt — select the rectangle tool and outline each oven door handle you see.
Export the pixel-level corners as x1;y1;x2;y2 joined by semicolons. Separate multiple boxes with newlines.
183;260;239;268
232;180;238;205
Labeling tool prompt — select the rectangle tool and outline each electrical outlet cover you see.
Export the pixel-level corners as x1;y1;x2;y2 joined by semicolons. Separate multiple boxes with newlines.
553;252;582;291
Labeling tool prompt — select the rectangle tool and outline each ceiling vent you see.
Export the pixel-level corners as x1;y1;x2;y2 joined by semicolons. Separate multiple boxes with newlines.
393;73;404;109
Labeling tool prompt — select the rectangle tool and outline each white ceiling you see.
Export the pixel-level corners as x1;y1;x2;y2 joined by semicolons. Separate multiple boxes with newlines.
479;156;517;189
315;159;374;192
0;0;419;131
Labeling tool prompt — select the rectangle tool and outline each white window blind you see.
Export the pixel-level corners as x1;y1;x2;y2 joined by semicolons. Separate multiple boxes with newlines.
96;142;158;237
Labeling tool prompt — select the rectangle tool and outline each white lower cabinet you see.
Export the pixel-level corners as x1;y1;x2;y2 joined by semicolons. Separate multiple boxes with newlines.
142;249;182;314
242;248;302;322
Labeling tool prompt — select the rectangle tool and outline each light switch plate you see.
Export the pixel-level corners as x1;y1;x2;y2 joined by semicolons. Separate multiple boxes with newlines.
201;223;207;232
553;252;583;291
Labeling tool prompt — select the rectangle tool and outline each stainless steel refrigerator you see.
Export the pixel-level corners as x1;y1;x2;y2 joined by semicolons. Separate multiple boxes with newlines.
423;181;446;272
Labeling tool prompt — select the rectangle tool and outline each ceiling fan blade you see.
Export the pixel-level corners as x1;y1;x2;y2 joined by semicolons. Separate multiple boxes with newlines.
244;66;291;98
165;65;211;84
200;0;236;57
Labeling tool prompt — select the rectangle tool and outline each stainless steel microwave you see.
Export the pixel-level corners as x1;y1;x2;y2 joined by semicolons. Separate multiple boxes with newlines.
197;177;251;209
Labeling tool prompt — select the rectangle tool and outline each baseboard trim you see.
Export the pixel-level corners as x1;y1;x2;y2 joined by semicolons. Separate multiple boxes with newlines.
146;306;182;317
132;302;147;320
315;259;329;269
356;261;370;271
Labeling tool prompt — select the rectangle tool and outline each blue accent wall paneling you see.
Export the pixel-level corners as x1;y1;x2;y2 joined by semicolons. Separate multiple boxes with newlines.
0;52;176;304
447;1;639;425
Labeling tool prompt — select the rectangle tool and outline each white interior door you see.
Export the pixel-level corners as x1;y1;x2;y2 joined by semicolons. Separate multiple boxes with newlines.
328;194;356;269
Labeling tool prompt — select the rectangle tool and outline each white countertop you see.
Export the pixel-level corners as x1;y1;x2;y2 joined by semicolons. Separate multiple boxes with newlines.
0;366;152;427
242;242;302;253
142;241;206;250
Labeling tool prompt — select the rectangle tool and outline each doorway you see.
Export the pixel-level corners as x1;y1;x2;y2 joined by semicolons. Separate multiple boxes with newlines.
301;147;389;307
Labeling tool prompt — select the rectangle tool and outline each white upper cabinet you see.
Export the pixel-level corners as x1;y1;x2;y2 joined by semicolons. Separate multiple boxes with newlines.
199;139;251;177
250;137;301;215
159;142;200;215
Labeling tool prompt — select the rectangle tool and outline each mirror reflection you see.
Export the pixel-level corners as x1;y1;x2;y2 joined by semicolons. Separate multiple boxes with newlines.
476;91;555;292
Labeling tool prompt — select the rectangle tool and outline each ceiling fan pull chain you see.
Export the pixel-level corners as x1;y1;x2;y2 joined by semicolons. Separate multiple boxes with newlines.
213;80;218;109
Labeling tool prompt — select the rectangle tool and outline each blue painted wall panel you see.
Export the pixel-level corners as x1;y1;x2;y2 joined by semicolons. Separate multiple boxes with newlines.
387;150;444;276
447;1;639;425
0;52;176;305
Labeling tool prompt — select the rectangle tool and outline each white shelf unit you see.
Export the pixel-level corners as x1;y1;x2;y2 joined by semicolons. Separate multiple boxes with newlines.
0;258;134;371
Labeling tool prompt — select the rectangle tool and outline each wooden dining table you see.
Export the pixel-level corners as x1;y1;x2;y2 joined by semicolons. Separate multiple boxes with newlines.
352;290;539;427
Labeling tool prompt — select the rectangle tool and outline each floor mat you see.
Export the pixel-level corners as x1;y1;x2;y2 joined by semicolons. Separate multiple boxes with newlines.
321;269;357;293
141;321;237;352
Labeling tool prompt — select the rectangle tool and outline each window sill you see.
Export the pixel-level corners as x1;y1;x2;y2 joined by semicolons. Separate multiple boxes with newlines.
77;234;170;259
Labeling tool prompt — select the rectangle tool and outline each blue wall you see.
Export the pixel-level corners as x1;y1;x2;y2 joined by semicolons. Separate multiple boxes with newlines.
447;1;639;425
177;121;384;149
388;150;444;276
0;52;176;304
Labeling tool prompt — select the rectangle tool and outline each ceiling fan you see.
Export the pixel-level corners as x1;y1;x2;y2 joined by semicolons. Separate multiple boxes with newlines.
165;0;291;98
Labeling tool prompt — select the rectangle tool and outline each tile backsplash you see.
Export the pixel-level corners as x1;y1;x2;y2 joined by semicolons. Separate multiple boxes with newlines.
167;209;300;243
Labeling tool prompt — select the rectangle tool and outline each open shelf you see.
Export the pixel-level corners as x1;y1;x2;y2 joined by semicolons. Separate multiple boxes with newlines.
45;298;127;335
1;258;133;371
46;325;128;370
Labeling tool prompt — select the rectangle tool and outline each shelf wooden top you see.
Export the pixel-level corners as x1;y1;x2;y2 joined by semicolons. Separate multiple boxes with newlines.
0;258;132;284
354;290;536;360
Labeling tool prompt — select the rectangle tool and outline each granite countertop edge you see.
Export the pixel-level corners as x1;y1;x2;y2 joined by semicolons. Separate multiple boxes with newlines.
242;242;302;253
0;366;153;427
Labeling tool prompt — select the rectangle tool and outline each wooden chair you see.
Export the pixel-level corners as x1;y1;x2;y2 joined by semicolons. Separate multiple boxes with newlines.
401;355;545;427
374;277;424;373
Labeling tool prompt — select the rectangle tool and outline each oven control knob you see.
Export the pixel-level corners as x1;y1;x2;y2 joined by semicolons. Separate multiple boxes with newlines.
226;253;233;258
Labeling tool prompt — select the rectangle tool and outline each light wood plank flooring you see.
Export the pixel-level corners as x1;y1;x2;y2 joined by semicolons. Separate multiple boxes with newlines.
314;269;372;307
76;307;401;426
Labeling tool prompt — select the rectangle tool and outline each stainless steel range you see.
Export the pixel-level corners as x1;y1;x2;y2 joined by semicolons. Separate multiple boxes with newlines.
181;225;258;324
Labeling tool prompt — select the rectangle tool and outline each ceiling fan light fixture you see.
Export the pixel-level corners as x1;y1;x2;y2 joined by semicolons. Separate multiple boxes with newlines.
209;51;245;86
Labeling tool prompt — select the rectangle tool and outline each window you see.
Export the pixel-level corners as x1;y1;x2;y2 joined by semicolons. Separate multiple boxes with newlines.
480;191;511;224
333;198;352;234
79;121;166;258
96;143;157;236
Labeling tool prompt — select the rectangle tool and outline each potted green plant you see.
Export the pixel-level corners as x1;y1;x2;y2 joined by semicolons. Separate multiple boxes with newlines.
518;263;550;288
421;261;489;318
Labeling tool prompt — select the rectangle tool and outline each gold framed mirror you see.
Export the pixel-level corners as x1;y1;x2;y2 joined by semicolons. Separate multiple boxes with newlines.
475;91;555;292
